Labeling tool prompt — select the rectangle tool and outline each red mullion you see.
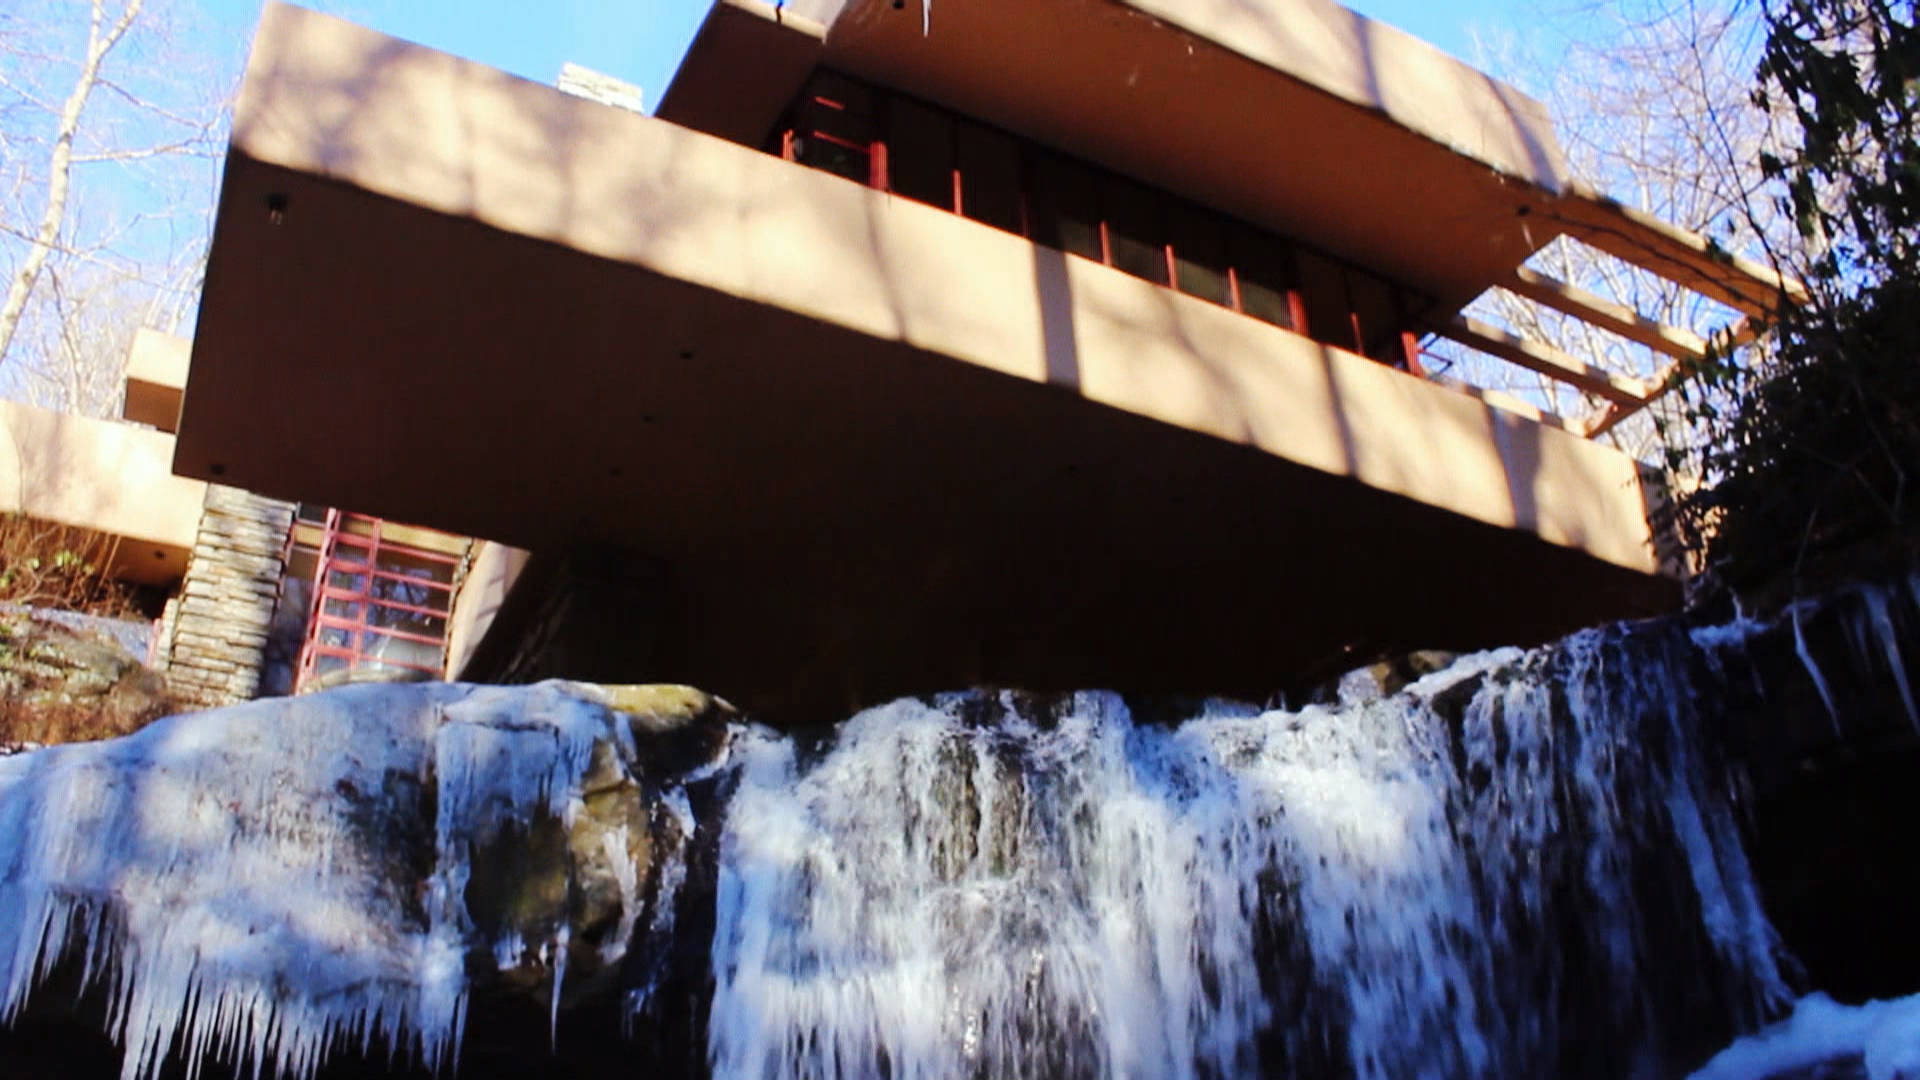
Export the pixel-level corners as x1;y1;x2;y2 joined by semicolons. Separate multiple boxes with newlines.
950;112;964;216
367;549;462;571
295;507;341;691
1158;184;1177;291
325;566;455;595
343;539;461;564
1393;288;1427;376
869;130;888;191
321;590;449;621
1284;247;1310;336
1096;187;1114;267
308;643;439;676
1400;331;1427;377
345;622;448;649
312;613;447;652
804;130;869;154
364;594;453;620
1341;266;1368;358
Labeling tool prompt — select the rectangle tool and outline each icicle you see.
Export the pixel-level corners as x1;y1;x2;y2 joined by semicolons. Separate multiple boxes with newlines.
705;642;1786;1079
549;925;569;1052
0;681;637;1080
1859;586;1919;730
1792;604;1843;731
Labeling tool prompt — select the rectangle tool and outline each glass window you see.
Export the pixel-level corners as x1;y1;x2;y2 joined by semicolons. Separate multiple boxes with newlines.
886;97;955;210
1104;177;1170;285
323;599;365;621
1295;250;1356;351
956;121;1023;235
793;73;876;185
285;546;319;581
1168;204;1231;306
1346;270;1405;366
1232;227;1298;331
1031;154;1104;261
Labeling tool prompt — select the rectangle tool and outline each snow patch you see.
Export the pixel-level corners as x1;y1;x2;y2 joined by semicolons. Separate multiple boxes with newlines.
1689;991;1920;1080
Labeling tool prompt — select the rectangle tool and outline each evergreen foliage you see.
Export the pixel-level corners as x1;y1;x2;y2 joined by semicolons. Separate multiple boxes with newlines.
1674;0;1920;588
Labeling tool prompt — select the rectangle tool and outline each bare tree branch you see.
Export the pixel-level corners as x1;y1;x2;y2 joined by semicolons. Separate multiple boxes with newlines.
0;0;147;366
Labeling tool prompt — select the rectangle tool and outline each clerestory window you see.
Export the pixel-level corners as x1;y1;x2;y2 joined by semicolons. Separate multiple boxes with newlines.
770;69;1431;375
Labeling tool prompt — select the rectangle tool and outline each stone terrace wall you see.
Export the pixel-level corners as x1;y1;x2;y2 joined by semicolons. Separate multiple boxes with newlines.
161;485;297;708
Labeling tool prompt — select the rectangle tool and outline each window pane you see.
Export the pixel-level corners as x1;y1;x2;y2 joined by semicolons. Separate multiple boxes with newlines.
323;599;365;621
1231;227;1297;330
956;122;1023;235
1104;177;1169;285
793;72;876;185
796;133;871;184
1295;250;1356;350
1168;204;1230;306
285;546;319;580
1031;154;1103;261
886;97;955;210
1346;270;1403;365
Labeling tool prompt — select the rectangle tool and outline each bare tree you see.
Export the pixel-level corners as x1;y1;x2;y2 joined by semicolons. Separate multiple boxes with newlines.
0;0;229;416
1426;0;1807;463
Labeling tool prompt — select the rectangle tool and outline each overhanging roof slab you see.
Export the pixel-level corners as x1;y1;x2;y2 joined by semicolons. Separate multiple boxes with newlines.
662;0;1573;309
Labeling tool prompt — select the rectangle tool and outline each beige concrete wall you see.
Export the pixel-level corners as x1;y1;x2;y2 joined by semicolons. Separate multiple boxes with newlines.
1116;0;1567;189
231;3;1657;575
445;540;530;680
123;327;190;433
0;399;207;583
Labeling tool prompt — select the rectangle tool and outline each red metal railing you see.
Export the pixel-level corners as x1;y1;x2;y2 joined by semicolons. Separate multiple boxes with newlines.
294;510;461;691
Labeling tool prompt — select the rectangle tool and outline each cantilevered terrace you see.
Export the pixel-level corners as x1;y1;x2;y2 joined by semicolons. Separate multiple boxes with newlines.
2;330;204;585
174;0;1795;717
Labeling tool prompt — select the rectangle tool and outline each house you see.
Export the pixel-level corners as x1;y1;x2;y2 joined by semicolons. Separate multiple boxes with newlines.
152;0;1795;721
0;327;470;708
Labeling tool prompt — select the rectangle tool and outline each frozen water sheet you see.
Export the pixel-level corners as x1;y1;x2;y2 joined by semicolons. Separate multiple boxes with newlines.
706;635;1790;1079
1688;992;1920;1080
0;681;637;1080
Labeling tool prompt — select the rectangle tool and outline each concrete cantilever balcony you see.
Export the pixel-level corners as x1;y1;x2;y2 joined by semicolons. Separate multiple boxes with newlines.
1;399;206;585
180;3;1677;718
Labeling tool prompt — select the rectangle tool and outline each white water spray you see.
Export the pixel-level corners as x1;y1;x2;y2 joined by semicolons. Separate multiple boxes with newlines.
706;632;1789;1079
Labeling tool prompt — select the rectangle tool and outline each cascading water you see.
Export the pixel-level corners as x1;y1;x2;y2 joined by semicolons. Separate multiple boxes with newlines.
12;576;1920;1079
701;625;1788;1080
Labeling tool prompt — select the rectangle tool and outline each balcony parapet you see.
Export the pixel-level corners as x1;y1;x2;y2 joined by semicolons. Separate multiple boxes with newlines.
0;399;205;584
198;2;1664;576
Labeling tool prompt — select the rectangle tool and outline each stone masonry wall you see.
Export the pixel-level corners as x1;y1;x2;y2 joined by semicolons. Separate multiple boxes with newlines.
162;485;297;709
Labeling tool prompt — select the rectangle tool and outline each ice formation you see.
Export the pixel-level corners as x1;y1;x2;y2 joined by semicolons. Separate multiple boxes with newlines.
8;574;1912;1079
707;628;1789;1079
1688;992;1920;1080
0;680;676;1080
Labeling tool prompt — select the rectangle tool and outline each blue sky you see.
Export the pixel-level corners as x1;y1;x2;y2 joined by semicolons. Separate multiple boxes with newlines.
198;0;1544;112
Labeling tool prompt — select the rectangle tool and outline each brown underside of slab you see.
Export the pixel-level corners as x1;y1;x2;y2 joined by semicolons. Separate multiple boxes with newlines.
180;155;1674;721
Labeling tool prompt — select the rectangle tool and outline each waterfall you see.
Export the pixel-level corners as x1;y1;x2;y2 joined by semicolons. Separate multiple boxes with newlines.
10;578;1910;1080
703;626;1788;1079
